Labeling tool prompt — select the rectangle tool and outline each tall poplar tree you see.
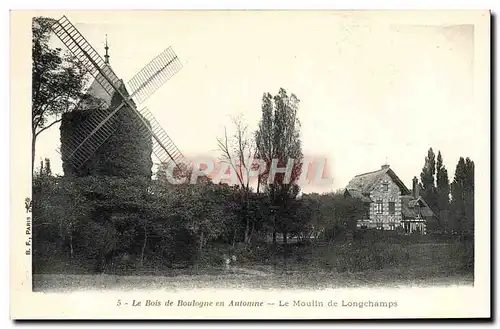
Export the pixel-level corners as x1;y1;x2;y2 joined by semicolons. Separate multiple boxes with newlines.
464;157;475;233
450;157;475;234
255;88;303;244
436;151;450;232
419;148;438;232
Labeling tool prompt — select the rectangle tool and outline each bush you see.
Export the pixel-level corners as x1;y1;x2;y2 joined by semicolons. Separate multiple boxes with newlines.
196;244;228;268
162;226;199;267
451;237;474;272
235;243;275;264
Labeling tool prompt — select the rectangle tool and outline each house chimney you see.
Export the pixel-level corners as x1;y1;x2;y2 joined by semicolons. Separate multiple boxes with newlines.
381;164;390;169
412;176;419;198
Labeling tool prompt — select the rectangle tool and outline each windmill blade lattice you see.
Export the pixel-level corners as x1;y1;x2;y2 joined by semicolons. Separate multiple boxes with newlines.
52;16;183;104
51;16;121;97
60;100;120;169
135;107;184;166
51;15;185;170
127;47;183;104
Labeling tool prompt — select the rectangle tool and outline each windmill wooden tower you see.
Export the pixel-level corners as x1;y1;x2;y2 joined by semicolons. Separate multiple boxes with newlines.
52;16;184;178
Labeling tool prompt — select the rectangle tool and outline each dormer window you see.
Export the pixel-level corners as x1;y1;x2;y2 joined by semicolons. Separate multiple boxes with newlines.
415;204;421;217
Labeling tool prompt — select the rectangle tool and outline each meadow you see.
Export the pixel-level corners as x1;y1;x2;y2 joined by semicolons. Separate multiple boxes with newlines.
33;235;474;291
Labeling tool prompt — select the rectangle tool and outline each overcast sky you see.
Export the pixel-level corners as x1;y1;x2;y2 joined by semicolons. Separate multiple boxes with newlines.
35;11;480;193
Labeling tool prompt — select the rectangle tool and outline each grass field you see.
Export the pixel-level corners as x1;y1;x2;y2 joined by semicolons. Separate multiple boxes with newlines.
32;264;473;292
32;240;474;291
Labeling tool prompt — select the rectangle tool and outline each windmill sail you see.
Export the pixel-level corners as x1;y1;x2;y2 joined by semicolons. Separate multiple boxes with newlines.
127;47;183;104
51;15;184;170
51;16;121;96
136;107;184;166
60;101;119;169
52;16;125;168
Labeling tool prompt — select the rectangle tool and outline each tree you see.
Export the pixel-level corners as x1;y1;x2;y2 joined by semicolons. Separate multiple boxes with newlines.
32;16;90;176
255;93;273;194
255;88;303;244
419;148;438;231
155;161;212;185
436;151;451;232
321;192;365;242
32;173;93;266
217;115;257;244
450;157;475;234
293;192;366;244
419;148;437;205
170;182;235;254
291;194;318;241
43;158;52;176
464;157;475;232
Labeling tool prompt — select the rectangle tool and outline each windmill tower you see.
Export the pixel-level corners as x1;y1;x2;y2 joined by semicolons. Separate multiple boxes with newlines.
52;16;184;179
60;37;152;178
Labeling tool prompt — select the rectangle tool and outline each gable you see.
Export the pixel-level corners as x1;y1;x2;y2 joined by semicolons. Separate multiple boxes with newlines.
386;169;411;195
345;166;410;196
401;195;436;218
369;172;403;196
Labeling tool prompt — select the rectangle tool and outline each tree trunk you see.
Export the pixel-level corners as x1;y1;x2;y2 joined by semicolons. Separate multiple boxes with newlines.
232;226;237;248
283;232;288;245
199;231;204;252
249;220;255;243
69;229;73;259
140;221;147;267
243;189;250;244
328;227;335;245
244;216;250;244
31;135;36;178
271;184;277;245
58;219;64;253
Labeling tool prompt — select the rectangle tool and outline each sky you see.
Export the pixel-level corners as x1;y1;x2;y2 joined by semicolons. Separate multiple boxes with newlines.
35;11;481;193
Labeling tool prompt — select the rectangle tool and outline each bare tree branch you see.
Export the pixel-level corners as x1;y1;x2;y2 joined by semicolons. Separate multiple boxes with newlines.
35;117;63;138
216;126;245;187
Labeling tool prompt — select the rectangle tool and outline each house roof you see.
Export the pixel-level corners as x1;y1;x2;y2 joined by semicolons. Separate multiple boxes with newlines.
345;165;411;199
344;189;372;202
401;195;435;218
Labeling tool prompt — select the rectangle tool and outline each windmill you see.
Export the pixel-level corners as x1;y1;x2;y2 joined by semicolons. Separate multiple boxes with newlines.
51;15;184;174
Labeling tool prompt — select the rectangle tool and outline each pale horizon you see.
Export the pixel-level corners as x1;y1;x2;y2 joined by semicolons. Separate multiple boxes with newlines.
34;11;479;193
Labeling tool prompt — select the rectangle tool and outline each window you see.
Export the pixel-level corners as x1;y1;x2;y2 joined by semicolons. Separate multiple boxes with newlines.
376;200;383;214
362;204;370;219
382;182;389;192
389;201;395;215
415;205;421;218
